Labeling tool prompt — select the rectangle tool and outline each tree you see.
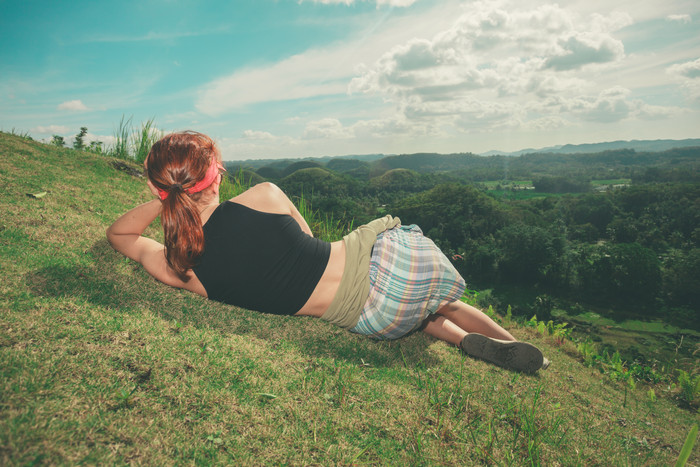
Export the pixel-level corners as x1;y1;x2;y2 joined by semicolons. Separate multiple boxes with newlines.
393;184;507;247
578;242;661;311
50;135;65;147
565;193;617;233
495;223;566;285
73;127;88;150
662;248;700;308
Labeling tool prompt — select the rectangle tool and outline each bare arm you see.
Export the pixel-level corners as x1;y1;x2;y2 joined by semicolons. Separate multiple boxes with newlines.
106;199;162;253
106;199;189;288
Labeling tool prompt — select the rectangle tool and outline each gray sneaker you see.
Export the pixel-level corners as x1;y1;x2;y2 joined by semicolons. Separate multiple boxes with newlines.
461;333;544;374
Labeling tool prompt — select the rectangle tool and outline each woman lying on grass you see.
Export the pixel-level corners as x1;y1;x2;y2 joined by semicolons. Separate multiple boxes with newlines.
107;131;549;373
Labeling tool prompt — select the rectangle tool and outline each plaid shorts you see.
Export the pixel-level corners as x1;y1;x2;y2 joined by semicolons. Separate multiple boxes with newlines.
349;225;466;340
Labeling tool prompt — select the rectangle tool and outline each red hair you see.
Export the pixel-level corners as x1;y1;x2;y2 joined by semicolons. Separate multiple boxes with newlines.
146;131;221;279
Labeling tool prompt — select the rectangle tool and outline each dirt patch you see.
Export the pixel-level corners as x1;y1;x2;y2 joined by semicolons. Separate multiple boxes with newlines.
111;160;144;178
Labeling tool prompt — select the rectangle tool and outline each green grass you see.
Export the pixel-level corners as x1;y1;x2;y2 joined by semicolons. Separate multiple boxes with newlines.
1;131;698;465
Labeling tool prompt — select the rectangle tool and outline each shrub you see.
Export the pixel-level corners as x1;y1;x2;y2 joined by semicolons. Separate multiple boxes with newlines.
677;370;700;407
50;135;66;147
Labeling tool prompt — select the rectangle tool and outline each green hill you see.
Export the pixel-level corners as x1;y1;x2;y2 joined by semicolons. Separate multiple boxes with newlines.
278;167;351;196
0;132;697;465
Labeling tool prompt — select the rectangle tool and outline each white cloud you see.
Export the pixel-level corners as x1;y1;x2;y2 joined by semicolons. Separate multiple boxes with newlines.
31;125;70;134
543;34;625;71
284;116;303;125
303;118;354;139
218;134;306;160
57;100;88;111
197;0;691;155
667;58;700;79
666;14;692;23
543;87;681;122
196;49;349;115
195;2;460;116
566;86;635;122
352;116;422;138
522;115;570;131
349;2;639;129
351;4;629;96
242;130;277;140
217;114;427;160
667;58;700;101
87;133;117;147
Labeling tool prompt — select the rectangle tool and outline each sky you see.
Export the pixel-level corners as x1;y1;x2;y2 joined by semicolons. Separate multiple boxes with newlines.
1;0;699;161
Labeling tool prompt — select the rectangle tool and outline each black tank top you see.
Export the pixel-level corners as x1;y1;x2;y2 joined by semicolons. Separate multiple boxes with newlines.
192;201;331;315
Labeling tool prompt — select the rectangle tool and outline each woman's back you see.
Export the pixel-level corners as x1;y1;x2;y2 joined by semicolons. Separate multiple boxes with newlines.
193;201;331;315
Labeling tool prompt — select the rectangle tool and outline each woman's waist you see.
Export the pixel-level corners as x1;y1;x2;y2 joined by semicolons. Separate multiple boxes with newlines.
295;240;346;317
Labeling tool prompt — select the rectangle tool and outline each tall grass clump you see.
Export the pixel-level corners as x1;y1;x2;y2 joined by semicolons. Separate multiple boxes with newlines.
296;192;352;242
219;168;255;201
132;118;161;164
8;128;33;140
108;115;161;162
111;115;132;160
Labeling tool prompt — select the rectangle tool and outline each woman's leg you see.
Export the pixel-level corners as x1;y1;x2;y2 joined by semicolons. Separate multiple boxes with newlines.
433;300;515;341
421;314;467;346
422;301;547;373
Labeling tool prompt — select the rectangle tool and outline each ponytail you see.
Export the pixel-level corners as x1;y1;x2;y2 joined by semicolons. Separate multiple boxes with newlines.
160;189;205;280
145;131;220;280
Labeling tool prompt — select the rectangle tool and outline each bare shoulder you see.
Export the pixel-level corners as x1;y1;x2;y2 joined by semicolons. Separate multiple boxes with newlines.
230;182;291;215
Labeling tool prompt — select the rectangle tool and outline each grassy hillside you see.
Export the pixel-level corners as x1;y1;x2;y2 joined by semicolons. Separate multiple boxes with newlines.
0;132;697;465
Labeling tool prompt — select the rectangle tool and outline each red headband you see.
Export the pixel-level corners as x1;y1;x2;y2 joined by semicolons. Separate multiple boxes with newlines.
157;158;225;200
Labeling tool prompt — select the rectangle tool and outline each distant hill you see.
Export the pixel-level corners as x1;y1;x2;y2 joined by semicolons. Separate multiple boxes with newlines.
229;144;699;183
482;138;700;156
228;153;387;171
369;146;700;180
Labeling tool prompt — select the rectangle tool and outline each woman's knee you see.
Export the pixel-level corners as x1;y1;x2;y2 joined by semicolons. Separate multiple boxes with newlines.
436;300;460;317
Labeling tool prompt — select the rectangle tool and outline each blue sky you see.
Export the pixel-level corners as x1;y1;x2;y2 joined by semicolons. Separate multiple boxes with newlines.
1;0;699;160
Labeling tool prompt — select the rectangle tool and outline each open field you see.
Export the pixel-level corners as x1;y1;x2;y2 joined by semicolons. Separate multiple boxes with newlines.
1;133;697;465
590;178;632;186
482;180;534;189
487;190;567;200
551;309;699;374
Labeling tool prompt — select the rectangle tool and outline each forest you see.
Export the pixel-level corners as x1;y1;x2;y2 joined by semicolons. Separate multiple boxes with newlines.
228;146;700;334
